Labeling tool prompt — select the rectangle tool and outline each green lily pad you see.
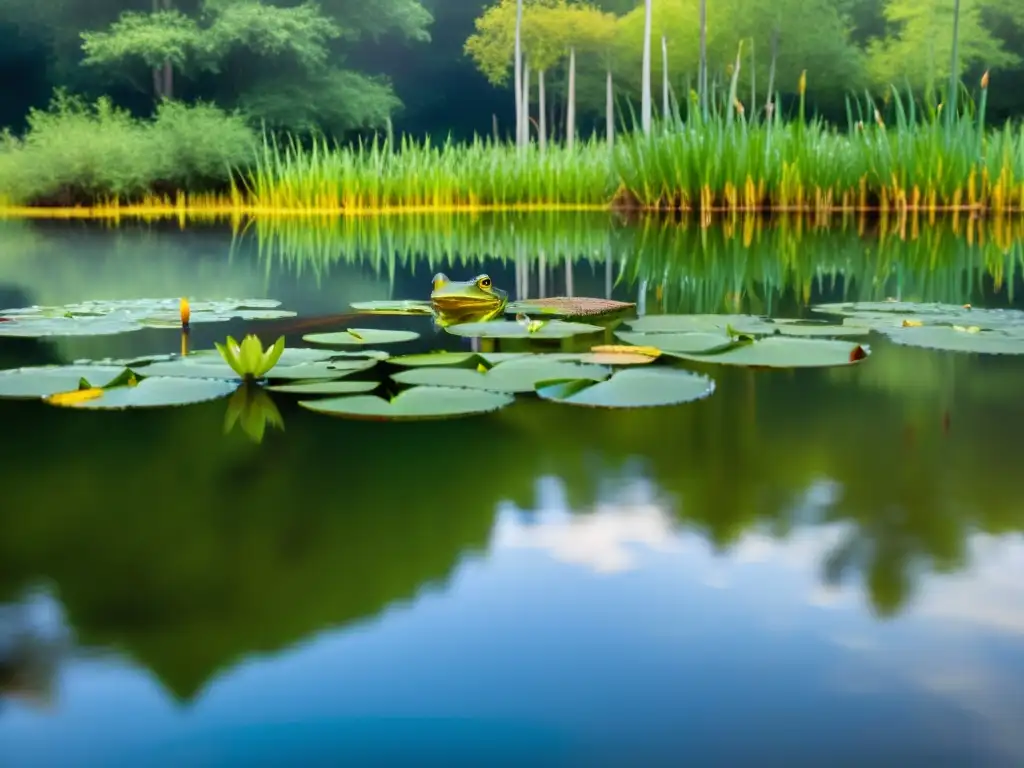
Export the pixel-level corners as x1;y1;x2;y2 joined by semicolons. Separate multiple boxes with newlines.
0;365;129;399
49;376;238;409
350;300;433;315
140;309;296;327
391;358;610;393
187;347;341;365
1;297;293;330
665;336;870;368
615;330;735;354
0;314;144;338
136;356;377;381
883;326;1024;355
814;301;973;317
624;313;777;334
302;328;421;346
814;301;1024;332
298;385;514;421
536;367;716;408
445;320;604;339
386;351;533;368
267;380;380;394
770;323;871;337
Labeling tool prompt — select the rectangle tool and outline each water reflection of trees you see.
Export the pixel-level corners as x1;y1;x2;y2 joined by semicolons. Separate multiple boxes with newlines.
247;213;1024;312
1;327;1022;698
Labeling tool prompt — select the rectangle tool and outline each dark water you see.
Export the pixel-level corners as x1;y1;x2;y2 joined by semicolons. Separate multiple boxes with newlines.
2;214;1024;767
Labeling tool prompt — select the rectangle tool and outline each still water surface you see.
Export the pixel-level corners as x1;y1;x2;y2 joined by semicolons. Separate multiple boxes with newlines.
2;215;1024;766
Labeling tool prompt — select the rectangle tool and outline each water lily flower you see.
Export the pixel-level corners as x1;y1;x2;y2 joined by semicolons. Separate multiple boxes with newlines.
214;334;285;379
180;298;191;329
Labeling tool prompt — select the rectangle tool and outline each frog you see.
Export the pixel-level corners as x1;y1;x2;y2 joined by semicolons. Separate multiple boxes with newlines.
429;272;508;327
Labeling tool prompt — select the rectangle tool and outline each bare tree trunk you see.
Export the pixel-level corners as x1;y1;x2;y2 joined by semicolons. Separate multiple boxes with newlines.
641;0;652;133
522;60;531;146
766;22;779;114
661;34;669;120
492;113;499;143
699;0;708;117
947;0;962;131
161;0;174;99
606;67;614;148
565;257;574;297
514;0;524;151
538;70;547;153
567;47;577;150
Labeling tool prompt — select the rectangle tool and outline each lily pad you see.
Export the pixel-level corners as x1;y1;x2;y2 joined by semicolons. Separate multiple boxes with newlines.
350;300;433;315
386;351;533;368
1;297;293;329
0;314;144;338
48;376;238;409
624;313;776;334
137;356;377;381
298;385;514;421
140;308;296;327
391;358;610;393
267;380;380;394
883;326;1024;355
445;319;604;339
302;328;420;346
664;336;870;368
0;365;129;399
615;330;735;354
770;323;871;337
187;347;340;365
536;367;716;409
506;297;636;318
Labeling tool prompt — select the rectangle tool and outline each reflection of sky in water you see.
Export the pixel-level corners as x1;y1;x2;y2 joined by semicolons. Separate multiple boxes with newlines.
3;475;1023;767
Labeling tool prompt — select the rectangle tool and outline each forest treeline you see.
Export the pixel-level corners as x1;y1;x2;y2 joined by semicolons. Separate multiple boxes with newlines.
2;0;1023;142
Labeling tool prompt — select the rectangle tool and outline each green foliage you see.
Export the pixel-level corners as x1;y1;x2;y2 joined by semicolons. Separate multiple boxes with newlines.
81;10;202;71
0;90;256;205
866;0;1020;95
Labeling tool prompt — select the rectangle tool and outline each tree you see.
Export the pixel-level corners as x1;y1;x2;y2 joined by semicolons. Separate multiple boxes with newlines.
77;0;432;132
866;0;1019;98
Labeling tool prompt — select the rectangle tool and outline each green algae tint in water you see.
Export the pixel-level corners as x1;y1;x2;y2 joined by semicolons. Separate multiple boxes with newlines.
1;215;1024;767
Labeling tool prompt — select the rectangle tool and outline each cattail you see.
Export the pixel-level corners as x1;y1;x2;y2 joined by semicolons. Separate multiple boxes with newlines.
798;70;806;96
733;98;744;115
981;70;989;89
180;297;190;329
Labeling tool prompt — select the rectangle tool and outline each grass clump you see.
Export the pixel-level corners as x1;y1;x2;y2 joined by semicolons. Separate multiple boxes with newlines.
240;133;615;212
0;90;257;207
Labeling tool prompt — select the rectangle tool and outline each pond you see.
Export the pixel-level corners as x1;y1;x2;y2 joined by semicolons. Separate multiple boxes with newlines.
2;213;1024;766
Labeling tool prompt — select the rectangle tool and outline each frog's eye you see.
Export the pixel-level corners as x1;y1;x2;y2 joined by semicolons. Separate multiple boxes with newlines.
477;276;492;289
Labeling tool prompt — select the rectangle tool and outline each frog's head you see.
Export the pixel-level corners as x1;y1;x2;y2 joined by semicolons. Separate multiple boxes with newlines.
429;273;507;324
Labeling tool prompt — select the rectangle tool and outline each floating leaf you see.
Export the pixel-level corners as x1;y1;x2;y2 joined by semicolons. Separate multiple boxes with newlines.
625;313;777;334
0;314;143;338
0;365;128;399
770;323;871;337
614;330;735;354
883;326;1024;355
267;380;380;394
387;352;483;367
350;300;433;315
187;347;339;365
506;297;636;318
48;377;238;409
664;336;870;368
299;385;514;421
391;358;610;393
536;368;716;408
303;328;420;346
137;356;376;381
446;319;604;339
815;301;1024;333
